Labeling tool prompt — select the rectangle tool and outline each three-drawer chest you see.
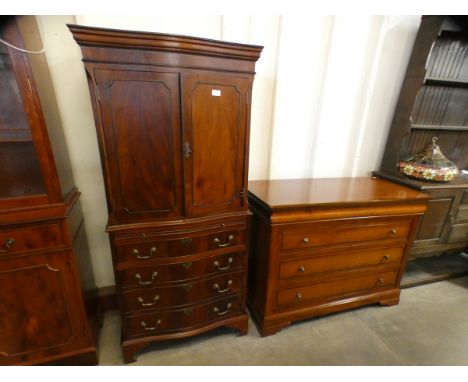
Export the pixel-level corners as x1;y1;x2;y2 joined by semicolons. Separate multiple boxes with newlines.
247;177;429;336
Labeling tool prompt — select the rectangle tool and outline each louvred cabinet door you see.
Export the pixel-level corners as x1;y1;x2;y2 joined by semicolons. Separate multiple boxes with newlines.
95;70;183;220
181;73;249;216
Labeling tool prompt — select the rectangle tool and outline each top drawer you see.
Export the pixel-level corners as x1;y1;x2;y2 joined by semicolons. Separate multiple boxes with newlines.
281;218;411;251
0;223;64;256
114;229;246;264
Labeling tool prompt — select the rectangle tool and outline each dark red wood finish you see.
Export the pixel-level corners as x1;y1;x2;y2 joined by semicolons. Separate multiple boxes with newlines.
68;23;262;363
0;17;97;365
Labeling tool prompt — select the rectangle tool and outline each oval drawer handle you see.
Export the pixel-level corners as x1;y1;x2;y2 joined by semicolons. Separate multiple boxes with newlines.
135;272;158;285
213;280;233;293
389;229;397;235
377;278;384;285
213;302;232;316
213;234;234;248
296;292;303;301
302;237;309;244
133;246;157;260
0;238;15;252
213;257;233;271
140;319;162;331
138;294;160;307
298;266;305;273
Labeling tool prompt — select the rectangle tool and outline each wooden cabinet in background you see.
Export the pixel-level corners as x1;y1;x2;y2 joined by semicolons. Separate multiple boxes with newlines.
0;16;97;365
375;16;468;260
69;24;262;363
247;178;428;336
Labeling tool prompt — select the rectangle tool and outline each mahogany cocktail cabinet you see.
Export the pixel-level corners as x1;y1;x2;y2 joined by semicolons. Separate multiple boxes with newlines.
69;24;263;362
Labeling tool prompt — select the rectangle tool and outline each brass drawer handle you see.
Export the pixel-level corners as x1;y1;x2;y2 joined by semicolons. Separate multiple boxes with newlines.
213;280;233;293
0;351;9;357
0;238;15;252
213;302;232;316
133;246;156;260
135;272;158;285
383;255;390;260
140;319;162;331
302;237;309;244
389;229;397;235
296;292;303;301
213;257;233;271
213;234;234;248
298;266;305;273
377;278;384;285
138;295;160;307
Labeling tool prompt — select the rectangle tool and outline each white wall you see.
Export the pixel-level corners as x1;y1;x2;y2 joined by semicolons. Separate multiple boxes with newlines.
37;15;421;288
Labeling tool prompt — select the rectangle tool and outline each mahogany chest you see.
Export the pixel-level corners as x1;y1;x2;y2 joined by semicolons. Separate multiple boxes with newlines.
247;177;429;336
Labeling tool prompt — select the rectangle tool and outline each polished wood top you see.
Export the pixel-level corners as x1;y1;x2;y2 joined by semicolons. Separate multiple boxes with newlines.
248;177;430;210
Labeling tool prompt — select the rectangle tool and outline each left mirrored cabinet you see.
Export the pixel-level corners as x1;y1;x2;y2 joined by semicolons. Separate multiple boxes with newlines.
0;16;98;365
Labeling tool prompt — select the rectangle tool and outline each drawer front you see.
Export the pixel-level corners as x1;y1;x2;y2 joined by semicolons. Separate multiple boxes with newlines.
455;206;468;223
0;223;64;256
124;296;242;338
114;229;245;264
281;219;411;251
118;252;245;289
275;270;398;309
278;246;404;280
121;271;244;313
447;223;468;243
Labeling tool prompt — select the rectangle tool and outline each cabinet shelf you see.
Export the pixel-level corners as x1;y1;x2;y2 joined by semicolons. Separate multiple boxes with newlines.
411;124;468;131
424;76;468;88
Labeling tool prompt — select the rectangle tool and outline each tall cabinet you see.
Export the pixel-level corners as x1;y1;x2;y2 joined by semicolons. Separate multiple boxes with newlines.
0;17;97;365
69;24;262;363
374;16;468;260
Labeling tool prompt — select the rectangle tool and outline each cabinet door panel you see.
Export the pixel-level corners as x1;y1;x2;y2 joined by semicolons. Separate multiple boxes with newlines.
0;252;89;364
182;74;249;216
96;70;182;219
415;197;453;241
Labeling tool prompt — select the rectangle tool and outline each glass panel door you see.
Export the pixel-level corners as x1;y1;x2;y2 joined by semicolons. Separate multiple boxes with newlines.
0;43;45;199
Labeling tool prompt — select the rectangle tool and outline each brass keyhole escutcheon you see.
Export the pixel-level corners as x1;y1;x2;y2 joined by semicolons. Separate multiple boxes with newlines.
181;238;193;247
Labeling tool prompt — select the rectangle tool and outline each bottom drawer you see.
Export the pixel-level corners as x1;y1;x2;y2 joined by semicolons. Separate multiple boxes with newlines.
275;270;398;309
124;296;242;338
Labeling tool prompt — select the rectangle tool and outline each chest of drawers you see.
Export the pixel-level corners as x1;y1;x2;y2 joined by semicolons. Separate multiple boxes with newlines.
108;214;249;361
247;177;429;336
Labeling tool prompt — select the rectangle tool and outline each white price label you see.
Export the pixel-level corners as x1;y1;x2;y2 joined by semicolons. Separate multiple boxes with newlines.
211;89;221;96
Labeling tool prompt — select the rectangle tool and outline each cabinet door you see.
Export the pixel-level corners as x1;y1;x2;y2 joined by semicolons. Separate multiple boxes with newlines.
181;73;249;216
0;252;90;365
96;70;183;220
